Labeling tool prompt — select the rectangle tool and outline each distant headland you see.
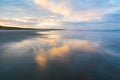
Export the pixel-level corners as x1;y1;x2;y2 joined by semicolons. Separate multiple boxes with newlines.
0;25;64;31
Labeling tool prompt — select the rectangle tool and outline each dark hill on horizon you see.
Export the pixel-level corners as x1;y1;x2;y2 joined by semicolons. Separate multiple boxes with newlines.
0;25;64;31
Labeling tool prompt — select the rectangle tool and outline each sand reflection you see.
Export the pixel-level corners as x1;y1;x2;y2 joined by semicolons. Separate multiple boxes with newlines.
2;33;100;71
35;39;99;71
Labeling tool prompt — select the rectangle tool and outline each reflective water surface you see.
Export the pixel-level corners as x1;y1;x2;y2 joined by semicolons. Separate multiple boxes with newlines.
0;30;120;80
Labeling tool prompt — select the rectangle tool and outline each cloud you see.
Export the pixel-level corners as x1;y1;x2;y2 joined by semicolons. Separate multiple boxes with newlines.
34;0;70;16
0;0;120;28
0;18;36;28
34;0;119;21
0;16;61;28
61;10;120;29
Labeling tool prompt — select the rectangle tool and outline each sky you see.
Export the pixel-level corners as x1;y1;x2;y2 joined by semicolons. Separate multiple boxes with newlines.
0;0;120;29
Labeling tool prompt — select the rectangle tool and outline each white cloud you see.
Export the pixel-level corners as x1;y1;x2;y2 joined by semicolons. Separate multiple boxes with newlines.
1;0;120;28
34;0;71;16
0;16;61;28
34;0;119;21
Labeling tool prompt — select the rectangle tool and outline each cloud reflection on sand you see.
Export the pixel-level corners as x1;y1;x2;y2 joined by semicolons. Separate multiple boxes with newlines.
2;33;100;71
35;40;99;70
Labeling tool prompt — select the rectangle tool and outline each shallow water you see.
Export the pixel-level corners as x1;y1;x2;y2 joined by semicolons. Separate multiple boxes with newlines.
0;30;120;80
